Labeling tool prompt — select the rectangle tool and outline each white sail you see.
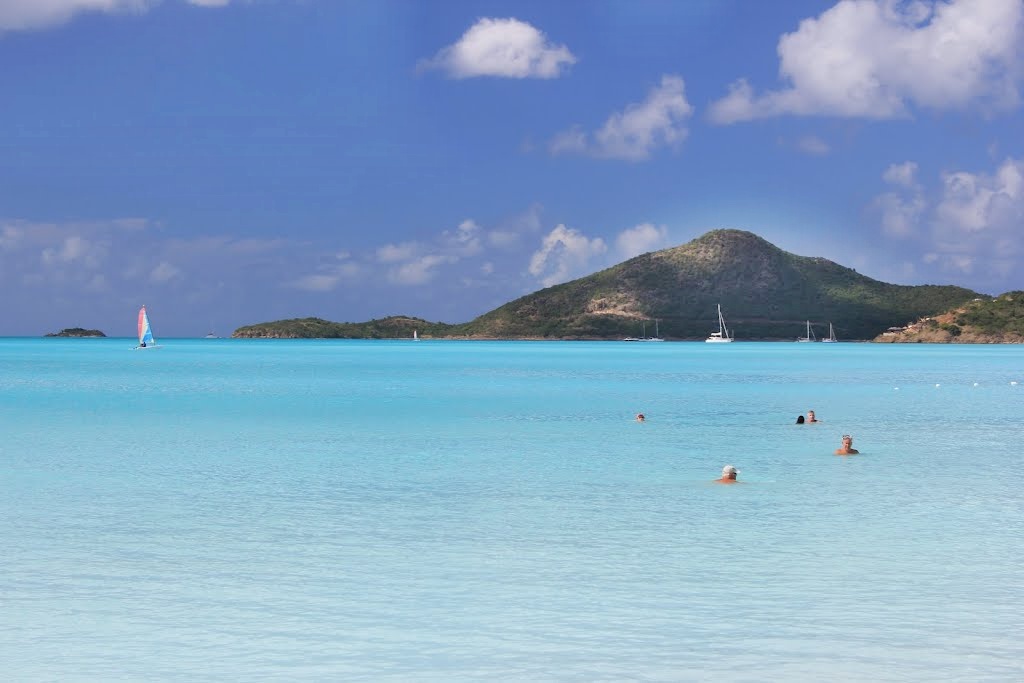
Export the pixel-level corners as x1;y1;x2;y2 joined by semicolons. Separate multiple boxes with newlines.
706;304;733;343
797;320;816;342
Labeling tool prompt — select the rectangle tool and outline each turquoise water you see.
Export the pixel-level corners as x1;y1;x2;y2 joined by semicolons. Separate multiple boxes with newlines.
1;338;1022;681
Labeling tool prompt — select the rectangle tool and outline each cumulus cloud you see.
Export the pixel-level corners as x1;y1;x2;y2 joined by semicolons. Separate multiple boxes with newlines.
372;218;499;286
528;224;607;287
935;158;1024;235
871;157;1024;281
550;75;693;161
873;161;925;237
420;17;576;79
615;223;670;260
708;0;1024;123
0;0;235;32
388;254;456;285
376;241;420;264
883;160;919;188
41;235;106;268
442;219;483;257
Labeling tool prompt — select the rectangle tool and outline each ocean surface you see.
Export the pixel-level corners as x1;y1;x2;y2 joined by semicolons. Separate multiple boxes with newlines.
1;338;1022;682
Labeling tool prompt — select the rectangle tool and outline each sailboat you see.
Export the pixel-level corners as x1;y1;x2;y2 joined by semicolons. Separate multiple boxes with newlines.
797;320;816;342
135;305;159;349
705;304;733;343
413;329;419;341
640;319;665;342
821;322;838;343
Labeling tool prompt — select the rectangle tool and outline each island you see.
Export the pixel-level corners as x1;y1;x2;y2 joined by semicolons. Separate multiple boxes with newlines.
45;328;107;338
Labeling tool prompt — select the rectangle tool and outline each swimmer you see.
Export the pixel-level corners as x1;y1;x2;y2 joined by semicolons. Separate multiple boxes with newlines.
807;410;819;423
636;413;646;422
834;434;859;455
716;465;739;483
796;415;805;424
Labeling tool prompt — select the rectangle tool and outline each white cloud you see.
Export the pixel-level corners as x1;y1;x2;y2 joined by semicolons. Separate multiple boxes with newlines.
551;75;693;161
442;219;483;256
936;158;1024;234
528;224;607;287
0;0;234;32
40;235;106;268
871;157;1024;282
0;224;24;250
873;161;925;237
708;0;1024;123
874;190;926;238
883;161;919;188
615;223;670;260
420;17;576;79
796;135;830;156
286;254;363;292
150;261;181;283
388;254;454;285
376;241;420;264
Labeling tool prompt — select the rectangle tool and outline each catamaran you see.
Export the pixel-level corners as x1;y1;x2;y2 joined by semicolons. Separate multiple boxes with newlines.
797;320;816;342
821;322;838;343
135;305;159;349
705;304;733;343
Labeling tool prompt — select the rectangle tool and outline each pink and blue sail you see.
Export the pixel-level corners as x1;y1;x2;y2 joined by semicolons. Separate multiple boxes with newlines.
137;306;156;347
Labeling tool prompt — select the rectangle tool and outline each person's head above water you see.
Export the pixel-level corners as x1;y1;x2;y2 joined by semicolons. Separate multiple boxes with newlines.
636;413;645;422
835;434;859;455
807;410;818;422
796;415;805;424
718;465;739;482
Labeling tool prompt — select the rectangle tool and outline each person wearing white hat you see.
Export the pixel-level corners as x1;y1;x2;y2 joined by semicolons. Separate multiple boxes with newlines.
717;465;739;483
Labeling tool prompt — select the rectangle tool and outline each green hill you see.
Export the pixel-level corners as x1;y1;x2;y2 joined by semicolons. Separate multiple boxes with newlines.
875;292;1024;343
233;229;981;340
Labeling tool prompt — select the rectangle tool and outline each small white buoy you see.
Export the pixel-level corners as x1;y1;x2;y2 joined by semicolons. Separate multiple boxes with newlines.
1012;381;1018;386
935;383;941;388
974;382;979;386
894;387;900;391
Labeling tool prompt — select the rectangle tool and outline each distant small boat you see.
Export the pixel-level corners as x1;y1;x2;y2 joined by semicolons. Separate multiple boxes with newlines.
625;319;665;342
641;319;664;342
706;304;733;343
135;305;160;349
413;329;419;341
797;320;816;342
821;322;838;343
204;332;219;339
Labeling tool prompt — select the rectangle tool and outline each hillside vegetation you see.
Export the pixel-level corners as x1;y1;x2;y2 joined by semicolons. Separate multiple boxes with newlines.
44;328;106;338
233;230;982;341
875;292;1024;343
232;316;451;339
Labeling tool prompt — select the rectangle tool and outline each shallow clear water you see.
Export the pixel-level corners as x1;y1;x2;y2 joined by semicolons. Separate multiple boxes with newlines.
1;338;1022;681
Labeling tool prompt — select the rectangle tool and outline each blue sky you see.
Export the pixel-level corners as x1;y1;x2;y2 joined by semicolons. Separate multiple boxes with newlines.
1;0;1022;336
